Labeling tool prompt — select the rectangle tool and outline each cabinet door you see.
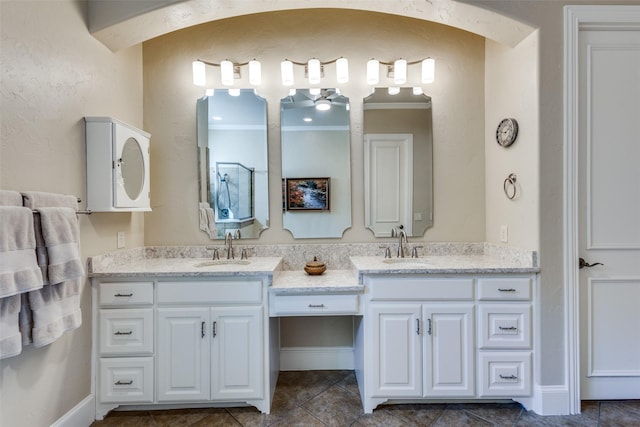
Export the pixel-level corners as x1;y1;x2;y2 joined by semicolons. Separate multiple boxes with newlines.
423;303;475;397
157;308;210;401
210;306;263;400
370;304;422;397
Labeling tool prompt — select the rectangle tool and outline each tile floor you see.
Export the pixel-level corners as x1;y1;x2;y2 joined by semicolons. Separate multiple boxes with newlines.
92;370;640;426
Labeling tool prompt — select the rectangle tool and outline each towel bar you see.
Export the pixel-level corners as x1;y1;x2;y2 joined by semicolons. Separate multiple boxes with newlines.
32;209;92;215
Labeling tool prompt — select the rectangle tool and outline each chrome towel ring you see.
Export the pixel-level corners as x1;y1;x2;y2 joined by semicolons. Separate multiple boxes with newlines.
503;173;517;200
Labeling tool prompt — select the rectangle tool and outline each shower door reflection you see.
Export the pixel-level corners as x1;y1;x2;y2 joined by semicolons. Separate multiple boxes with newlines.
214;162;254;223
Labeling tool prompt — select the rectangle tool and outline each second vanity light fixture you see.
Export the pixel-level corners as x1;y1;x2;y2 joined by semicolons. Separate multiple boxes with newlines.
192;56;435;89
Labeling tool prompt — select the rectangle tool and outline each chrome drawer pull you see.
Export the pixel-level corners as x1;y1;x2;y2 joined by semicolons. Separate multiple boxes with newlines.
114;293;133;297
498;326;518;331
416;319;420;335
114;331;133;335
212;321;217;338
201;321;205;338
499;374;518;380
308;304;325;308
114;380;133;386
497;288;516;293
427;318;432;336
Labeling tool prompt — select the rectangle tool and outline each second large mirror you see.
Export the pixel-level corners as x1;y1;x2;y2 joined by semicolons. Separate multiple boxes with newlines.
281;89;351;238
197;89;269;239
364;88;433;237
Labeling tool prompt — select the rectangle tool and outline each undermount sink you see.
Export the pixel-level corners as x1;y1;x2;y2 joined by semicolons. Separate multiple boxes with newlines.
382;258;431;266
194;259;251;267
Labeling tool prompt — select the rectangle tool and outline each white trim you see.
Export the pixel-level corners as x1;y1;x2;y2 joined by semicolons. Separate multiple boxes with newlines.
521;385;571;416
50;395;95;427
563;4;640;416
280;346;354;370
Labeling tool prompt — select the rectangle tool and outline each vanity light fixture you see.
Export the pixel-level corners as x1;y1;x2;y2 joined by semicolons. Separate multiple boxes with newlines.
192;56;434;89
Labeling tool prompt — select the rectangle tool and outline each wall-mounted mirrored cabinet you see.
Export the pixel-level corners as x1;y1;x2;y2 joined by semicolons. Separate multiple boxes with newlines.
281;89;351;238
85;116;151;212
363;88;433;237
196;89;269;239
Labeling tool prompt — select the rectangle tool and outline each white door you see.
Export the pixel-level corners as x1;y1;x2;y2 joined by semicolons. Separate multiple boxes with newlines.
210;306;263;400
157;307;210;401
578;29;640;399
370;304;422;397
423;304;475;397
364;134;413;236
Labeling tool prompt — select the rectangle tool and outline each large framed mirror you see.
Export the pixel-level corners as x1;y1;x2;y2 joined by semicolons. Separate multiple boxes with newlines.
280;88;351;238
196;89;269;239
363;88;433;237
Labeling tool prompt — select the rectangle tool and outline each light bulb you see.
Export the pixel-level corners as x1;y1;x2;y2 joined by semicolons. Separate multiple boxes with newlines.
367;59;379;85
309;88;321;96
192;61;206;86
422;58;435;84
228;88;240;96
249;60;261;85
336;57;349;84
308;58;321;85
413;86;423;95
388;86;400;95
394;59;407;85
221;60;234;86
281;60;294;86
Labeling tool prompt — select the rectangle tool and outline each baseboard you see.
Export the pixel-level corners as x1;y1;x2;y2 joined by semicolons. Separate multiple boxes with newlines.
526;384;571;415
50;394;95;427
280;346;354;371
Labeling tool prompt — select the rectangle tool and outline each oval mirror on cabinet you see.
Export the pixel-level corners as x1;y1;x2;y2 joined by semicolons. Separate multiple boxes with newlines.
196;89;269;239
281;88;352;238
363;88;433;237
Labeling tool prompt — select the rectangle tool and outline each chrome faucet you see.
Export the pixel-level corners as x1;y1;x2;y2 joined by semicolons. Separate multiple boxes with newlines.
397;225;408;258
224;231;234;259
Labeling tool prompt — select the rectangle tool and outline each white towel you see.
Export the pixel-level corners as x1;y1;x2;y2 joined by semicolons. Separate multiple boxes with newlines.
0;295;22;359
20;192;83;347
0;190;23;207
0;206;43;298
0;193;43;359
199;202;217;239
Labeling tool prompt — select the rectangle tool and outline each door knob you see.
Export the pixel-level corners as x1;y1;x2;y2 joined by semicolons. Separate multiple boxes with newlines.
579;257;604;269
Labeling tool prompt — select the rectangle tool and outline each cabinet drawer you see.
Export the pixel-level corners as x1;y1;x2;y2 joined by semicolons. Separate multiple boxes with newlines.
478;304;531;349
99;282;154;306
478;352;532;397
477;277;531;301
270;294;359;316
369;277;474;301
99;309;153;355
99;357;154;403
157;280;262;304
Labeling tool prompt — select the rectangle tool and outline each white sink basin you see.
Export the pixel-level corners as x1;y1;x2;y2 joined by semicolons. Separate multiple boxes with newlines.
194;259;251;267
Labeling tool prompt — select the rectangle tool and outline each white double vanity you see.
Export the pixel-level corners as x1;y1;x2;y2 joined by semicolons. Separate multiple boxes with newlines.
88;244;538;420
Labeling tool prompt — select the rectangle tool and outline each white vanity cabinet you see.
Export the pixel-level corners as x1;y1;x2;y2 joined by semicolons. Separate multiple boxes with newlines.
156;280;263;403
92;276;272;420
366;277;475;405
358;273;536;413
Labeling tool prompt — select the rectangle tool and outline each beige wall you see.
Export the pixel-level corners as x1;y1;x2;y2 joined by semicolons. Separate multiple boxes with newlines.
0;1;145;426
142;10;487;246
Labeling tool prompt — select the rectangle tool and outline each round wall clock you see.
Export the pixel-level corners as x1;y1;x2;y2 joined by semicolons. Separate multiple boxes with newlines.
496;118;519;147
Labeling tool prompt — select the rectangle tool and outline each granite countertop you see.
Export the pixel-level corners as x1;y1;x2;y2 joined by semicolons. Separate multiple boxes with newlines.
271;270;363;294
88;256;284;278
350;255;540;277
